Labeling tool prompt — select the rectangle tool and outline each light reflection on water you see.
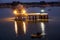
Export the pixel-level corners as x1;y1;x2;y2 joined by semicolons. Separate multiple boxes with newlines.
0;17;60;40
0;16;59;40
14;21;46;36
14;21;18;35
14;21;28;37
23;21;26;34
40;22;45;36
14;20;47;39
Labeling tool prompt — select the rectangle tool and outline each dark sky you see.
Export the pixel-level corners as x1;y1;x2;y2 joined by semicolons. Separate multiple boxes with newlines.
0;0;60;3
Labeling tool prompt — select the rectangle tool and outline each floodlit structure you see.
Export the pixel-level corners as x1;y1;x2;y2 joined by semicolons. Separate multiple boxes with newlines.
13;4;48;22
27;13;48;22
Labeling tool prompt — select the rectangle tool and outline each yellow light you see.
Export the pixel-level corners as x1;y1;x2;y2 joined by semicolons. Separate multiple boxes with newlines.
13;10;18;15
23;22;26;34
14;21;18;35
21;9;28;16
22;9;26;14
41;22;45;35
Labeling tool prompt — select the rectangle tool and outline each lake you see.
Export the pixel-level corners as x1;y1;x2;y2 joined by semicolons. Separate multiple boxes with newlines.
0;7;60;40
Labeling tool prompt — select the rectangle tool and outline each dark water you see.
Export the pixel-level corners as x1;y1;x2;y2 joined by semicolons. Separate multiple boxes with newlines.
0;7;60;40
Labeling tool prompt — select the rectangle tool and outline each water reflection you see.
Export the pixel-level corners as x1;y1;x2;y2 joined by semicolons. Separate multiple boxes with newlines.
0;17;14;22
14;21;18;35
23;21;26;34
40;22;45;36
14;21;27;36
0;17;49;40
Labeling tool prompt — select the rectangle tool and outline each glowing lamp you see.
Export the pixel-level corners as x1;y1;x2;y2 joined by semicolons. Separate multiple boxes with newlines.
41;9;45;12
22;9;26;14
13;10;18;15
